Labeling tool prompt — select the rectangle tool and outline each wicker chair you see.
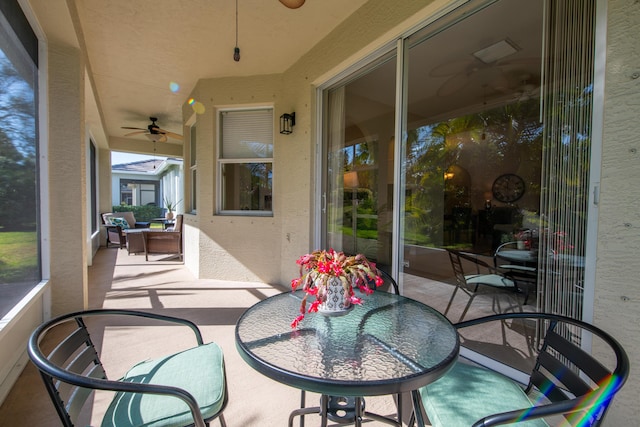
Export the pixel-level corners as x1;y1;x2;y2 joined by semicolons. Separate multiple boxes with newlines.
142;214;183;261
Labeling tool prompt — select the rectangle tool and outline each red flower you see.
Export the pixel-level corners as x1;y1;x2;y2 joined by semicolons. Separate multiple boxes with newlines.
308;299;321;313
317;261;332;274
291;314;305;329
350;296;363;305
358;284;374;295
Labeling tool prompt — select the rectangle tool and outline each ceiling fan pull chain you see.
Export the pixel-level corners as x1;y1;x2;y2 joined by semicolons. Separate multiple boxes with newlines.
234;0;240;61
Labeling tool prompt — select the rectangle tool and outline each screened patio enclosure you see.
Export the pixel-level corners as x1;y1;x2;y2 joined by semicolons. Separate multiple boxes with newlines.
321;0;595;324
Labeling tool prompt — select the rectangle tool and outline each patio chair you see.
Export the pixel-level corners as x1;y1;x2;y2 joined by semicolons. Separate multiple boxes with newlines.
142;214;183;261
27;309;227;427
494;241;538;276
444;249;523;322
367;267;400;295
411;312;629;427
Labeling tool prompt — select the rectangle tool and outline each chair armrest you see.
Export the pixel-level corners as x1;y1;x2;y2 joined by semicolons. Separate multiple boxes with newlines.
27;308;211;427
417;313;629;427
453;313;629;426
67;308;204;344
52;370;209;427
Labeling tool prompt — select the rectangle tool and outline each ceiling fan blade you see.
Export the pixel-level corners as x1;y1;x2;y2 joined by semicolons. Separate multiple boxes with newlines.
437;73;471;96
496;57;540;70
158;134;168;143
124;130;147;137
430;59;475;77
156;127;183;140
121;126;146;130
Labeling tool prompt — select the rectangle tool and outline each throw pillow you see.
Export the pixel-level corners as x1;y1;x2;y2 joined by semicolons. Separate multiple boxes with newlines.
109;217;130;229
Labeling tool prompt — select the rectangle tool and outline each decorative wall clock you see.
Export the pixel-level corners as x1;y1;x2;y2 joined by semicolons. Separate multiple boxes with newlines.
492;173;525;203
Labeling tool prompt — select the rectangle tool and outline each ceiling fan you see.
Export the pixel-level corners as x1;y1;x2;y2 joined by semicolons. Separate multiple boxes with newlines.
121;117;183;143
431;39;539;97
432;58;540;97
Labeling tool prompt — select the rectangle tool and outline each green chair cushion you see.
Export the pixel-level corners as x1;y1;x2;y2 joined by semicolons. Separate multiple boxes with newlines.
466;274;514;288
101;342;226;427
419;361;549;427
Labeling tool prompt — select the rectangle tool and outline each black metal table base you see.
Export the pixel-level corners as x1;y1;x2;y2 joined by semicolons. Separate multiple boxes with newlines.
288;392;401;427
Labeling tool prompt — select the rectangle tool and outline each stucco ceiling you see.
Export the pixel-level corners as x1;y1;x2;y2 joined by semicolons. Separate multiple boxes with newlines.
28;0;543;154
29;0;368;151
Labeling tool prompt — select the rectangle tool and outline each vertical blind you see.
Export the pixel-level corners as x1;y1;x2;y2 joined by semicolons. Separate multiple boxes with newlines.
539;0;596;320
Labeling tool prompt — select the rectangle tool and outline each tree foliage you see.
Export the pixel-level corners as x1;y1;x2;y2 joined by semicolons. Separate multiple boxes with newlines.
0;52;37;231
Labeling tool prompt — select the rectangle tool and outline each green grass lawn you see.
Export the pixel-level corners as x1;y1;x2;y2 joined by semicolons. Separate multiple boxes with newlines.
0;231;38;283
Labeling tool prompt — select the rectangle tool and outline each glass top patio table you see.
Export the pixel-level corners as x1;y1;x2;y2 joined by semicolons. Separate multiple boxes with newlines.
235;290;459;397
497;249;585;269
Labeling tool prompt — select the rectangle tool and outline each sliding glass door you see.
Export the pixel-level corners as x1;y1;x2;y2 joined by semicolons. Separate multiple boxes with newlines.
323;52;397;270
321;0;596;325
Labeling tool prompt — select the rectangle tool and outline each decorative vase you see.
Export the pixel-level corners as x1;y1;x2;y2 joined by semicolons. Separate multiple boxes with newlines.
165;211;174;220
318;276;352;316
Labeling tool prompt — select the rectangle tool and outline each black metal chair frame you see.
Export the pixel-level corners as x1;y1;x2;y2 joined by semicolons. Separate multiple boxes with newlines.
445;249;526;322
27;309;227;427
411;312;629;427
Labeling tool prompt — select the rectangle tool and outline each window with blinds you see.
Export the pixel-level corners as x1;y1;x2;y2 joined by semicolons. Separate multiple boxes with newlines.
218;108;274;214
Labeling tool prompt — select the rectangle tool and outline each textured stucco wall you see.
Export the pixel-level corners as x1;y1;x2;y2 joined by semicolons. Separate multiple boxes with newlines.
185;0;440;286
594;0;640;424
186;74;285;284
48;44;88;315
181;1;638;421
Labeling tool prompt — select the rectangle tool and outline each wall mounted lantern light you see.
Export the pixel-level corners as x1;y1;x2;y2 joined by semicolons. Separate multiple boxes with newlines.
280;112;295;134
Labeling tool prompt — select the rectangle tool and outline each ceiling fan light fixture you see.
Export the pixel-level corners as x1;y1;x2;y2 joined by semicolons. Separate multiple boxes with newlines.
279;0;305;9
473;39;519;64
145;133;163;143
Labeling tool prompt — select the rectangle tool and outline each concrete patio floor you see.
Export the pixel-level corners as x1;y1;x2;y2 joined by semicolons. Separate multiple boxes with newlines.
0;248;404;426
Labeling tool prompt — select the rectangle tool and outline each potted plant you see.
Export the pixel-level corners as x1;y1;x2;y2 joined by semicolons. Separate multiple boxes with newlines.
290;249;383;328
164;197;181;220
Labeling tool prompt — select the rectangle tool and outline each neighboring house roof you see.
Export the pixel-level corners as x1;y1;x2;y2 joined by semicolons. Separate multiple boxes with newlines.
112;159;163;173
112;158;182;176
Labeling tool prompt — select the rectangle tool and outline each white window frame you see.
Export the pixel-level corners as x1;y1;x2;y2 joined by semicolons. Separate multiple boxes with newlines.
188;118;197;214
216;106;274;216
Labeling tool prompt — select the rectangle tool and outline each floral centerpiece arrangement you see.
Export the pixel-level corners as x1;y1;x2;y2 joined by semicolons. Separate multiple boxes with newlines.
290;249;383;328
